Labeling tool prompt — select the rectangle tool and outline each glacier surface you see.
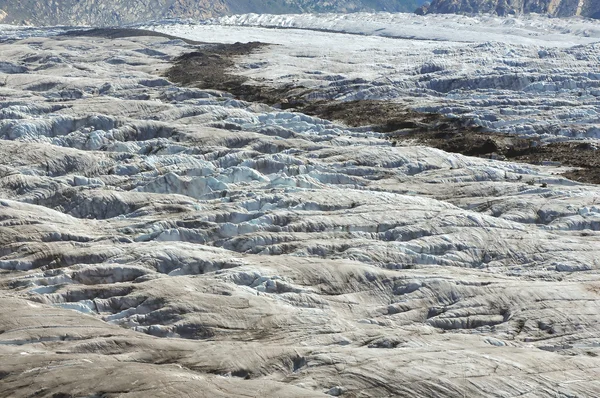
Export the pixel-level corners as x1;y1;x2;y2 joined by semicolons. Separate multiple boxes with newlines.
0;13;600;398
145;12;600;141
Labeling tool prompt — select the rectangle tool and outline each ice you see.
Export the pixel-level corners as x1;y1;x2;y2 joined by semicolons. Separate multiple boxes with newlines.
148;13;600;141
1;17;600;398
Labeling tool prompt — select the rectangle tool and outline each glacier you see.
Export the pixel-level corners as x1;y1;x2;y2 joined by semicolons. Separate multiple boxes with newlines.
0;12;600;398
143;12;600;141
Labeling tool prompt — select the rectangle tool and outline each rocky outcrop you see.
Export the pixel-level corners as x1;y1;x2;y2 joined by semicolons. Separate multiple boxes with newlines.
417;0;600;18
0;0;423;26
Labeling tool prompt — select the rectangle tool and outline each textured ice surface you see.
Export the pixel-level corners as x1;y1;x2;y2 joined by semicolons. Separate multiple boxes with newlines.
146;13;600;141
1;19;600;398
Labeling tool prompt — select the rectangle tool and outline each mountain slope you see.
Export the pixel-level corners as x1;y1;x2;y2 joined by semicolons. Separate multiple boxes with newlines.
0;0;229;26
418;0;600;18
224;0;423;14
0;0;424;26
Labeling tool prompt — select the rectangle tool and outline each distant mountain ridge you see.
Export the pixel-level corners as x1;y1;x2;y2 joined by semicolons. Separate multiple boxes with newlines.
0;0;423;26
417;0;600;18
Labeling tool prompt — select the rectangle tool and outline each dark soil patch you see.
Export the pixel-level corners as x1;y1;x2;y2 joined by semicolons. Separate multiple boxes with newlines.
511;142;600;185
298;100;600;184
166;41;313;110
60;28;206;45
408;129;534;158
393;125;600;184
302;100;429;132
165;44;600;184
167;42;270;92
